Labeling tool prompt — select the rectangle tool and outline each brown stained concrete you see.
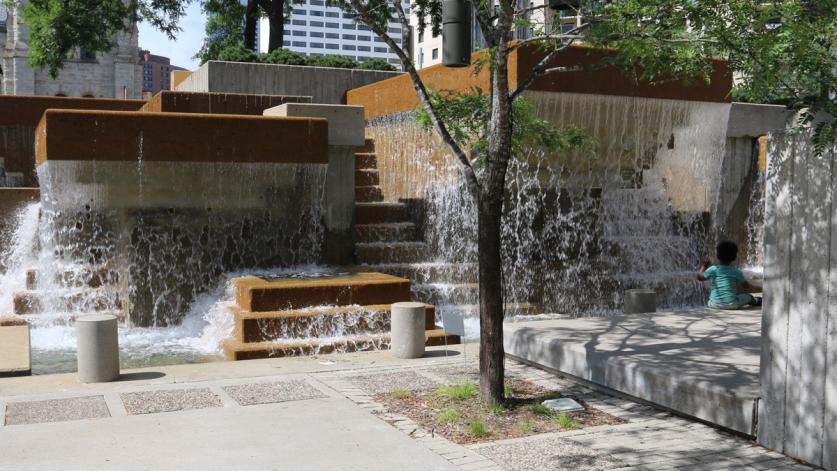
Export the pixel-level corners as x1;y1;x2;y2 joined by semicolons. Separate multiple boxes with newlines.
141;91;312;115
0;324;31;376
233;272;412;312
348;44;733;120
231;304;437;343
35;110;328;165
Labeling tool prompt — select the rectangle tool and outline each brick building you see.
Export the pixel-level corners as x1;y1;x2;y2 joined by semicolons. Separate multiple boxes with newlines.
139;51;185;95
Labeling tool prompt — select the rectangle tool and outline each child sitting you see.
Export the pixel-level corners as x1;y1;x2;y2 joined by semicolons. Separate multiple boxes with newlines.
697;240;762;310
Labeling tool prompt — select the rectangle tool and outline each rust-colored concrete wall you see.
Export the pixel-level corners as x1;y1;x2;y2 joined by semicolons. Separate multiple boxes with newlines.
36;110;329;165
0;96;146;186
348;44;733;120
141;91;312;115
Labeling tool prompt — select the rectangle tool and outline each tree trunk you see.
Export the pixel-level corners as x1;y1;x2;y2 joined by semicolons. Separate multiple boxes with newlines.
478;194;506;404
244;0;258;50
266;1;284;53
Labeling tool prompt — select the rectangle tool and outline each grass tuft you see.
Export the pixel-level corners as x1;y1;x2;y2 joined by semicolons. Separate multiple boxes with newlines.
530;403;551;415
515;419;534;434
488;402;505;416
437;408;461;424
504;384;514;398
467;418;491;438
436;383;478;401
553;412;579;429
390;389;411;400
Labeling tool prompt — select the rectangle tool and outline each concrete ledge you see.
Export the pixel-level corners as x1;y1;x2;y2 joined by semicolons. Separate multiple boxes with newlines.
264;103;365;147
0;323;31;377
35;110;328;165
727;103;793;138
504;309;762;435
0;95;144;127
141;91;312;115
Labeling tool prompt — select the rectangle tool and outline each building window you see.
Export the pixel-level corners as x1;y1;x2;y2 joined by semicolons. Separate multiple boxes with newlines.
79;49;96;61
310;10;323;16
283;40;291;46
374;47;388;53
418;30;424;42
358;56;370;61
357;25;371;31
342;34;356;40
342;13;355;19
310;20;323;27
309;0;324;5
292;19;306;25
342;44;356;51
310;31;324;37
293;9;305;14
358;35;370;41
325;43;339;50
293;41;306;47
432;48;438;60
325;11;339;17
293;30;306;36
374;37;384;43
357;45;370;52
310;42;324;48
326;32;339;39
388;27;401;34
342;23;355;29
326;22;339;28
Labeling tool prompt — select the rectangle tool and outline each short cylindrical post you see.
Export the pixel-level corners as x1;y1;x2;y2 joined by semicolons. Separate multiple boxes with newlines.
442;0;471;67
76;314;120;383
390;302;426;359
623;289;657;314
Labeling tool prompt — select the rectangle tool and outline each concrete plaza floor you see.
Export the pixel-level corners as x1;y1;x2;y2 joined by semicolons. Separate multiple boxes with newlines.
505;307;761;435
0;341;813;470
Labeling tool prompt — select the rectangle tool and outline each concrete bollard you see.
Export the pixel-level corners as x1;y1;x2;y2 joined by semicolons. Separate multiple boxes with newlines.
390;302;426;359
76;314;120;383
623;289;657;314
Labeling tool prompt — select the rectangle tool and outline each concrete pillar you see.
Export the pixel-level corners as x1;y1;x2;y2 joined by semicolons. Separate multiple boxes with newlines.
76;314;120;383
390;302;426;359
623;289;656;314
264;103;366;265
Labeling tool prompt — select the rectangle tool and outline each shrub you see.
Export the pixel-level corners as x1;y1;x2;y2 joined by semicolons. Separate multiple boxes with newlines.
260;48;307;65
306;54;359;69
357;57;396;71
552;412;579;429
437;408;461;424
216;43;259;63
436;383;478;401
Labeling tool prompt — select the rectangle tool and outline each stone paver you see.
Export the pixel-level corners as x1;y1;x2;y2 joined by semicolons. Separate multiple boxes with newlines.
120;388;222;415
222;380;325;406
4;395;110;425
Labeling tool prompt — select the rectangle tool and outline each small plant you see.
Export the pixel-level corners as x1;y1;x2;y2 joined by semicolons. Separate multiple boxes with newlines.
553;412;579;430
466;418;491;438
504;383;514;398
390;389;411;400
437;408;461;424
530;403;551;415
515;420;534;434
488;402;505;416
436;383;478;401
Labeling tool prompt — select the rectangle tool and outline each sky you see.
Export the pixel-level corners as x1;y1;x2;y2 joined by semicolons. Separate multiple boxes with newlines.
137;2;207;70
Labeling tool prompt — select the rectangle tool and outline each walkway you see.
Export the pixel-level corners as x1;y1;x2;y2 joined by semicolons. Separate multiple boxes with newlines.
0;343;813;470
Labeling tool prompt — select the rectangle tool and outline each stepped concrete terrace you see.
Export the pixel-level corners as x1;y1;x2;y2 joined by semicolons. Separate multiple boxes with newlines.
504;307;762;436
224;272;460;360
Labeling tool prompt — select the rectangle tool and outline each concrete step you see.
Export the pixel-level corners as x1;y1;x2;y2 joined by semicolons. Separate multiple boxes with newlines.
355;242;430;264
355;202;408;224
0;323;30;377
355;223;417;243
355;186;384;203
222;328;460;361
412;283;479;306
355;169;380;186
25;266;119;290
13;289;123;315
356;138;375;153
232;272;411;312
362;262;478;284
231;304;437;343
355;152;377;170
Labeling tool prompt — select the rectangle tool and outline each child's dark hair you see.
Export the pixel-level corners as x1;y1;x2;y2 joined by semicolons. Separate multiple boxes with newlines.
716;240;738;264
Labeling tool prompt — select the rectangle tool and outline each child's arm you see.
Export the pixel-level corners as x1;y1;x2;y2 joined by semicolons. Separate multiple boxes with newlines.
696;256;711;281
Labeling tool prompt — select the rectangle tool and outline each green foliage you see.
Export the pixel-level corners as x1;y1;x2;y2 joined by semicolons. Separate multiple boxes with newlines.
357;57;397;71
196;0;246;63
435;383;478;401
216;43;260;63
552;412;579;430
390;389;412;400
305;54;359;69
414;88;592;164
487;402;505;416
466;418;491;438
503;384;514;398
529;403;551;416
261;48;308;65
437;408;461;424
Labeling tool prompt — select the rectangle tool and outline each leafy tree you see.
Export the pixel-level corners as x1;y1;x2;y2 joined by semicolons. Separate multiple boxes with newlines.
357;57;397;71
196;0;246;63
305;54;359;69
260;48;308;65
215;42;260;62
328;0;836;404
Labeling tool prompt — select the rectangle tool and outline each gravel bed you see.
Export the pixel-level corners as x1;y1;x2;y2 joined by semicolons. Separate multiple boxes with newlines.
223;380;326;406
475;436;626;471
121;388;222;415
348;370;439;394
5;396;110;425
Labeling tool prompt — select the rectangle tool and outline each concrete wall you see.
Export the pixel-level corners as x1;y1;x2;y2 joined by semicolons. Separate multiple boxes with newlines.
760;129;837;469
176;61;401;104
141;91;312;114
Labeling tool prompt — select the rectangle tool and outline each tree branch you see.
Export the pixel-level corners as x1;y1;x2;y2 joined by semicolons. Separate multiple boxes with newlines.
508;34;585;51
508;23;591;100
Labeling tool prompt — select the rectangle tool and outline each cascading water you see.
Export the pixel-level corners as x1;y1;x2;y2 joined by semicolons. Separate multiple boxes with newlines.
367;92;734;323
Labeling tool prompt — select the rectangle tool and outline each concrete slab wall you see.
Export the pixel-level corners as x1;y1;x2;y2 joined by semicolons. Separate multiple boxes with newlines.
760;129;837;469
176;61;401;105
141;91;312;114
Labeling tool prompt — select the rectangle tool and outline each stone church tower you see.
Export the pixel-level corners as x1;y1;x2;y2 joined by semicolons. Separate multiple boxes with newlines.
0;1;142;98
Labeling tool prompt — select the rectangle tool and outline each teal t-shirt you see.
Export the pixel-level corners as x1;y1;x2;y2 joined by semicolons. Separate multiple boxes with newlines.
704;265;745;304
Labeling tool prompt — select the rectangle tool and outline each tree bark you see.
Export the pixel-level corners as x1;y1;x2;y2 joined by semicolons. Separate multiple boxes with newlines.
243;0;258;50
266;2;284;52
478;194;506;404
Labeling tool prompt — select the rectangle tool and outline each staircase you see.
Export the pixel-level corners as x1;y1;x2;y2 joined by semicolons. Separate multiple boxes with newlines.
221;272;460;360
